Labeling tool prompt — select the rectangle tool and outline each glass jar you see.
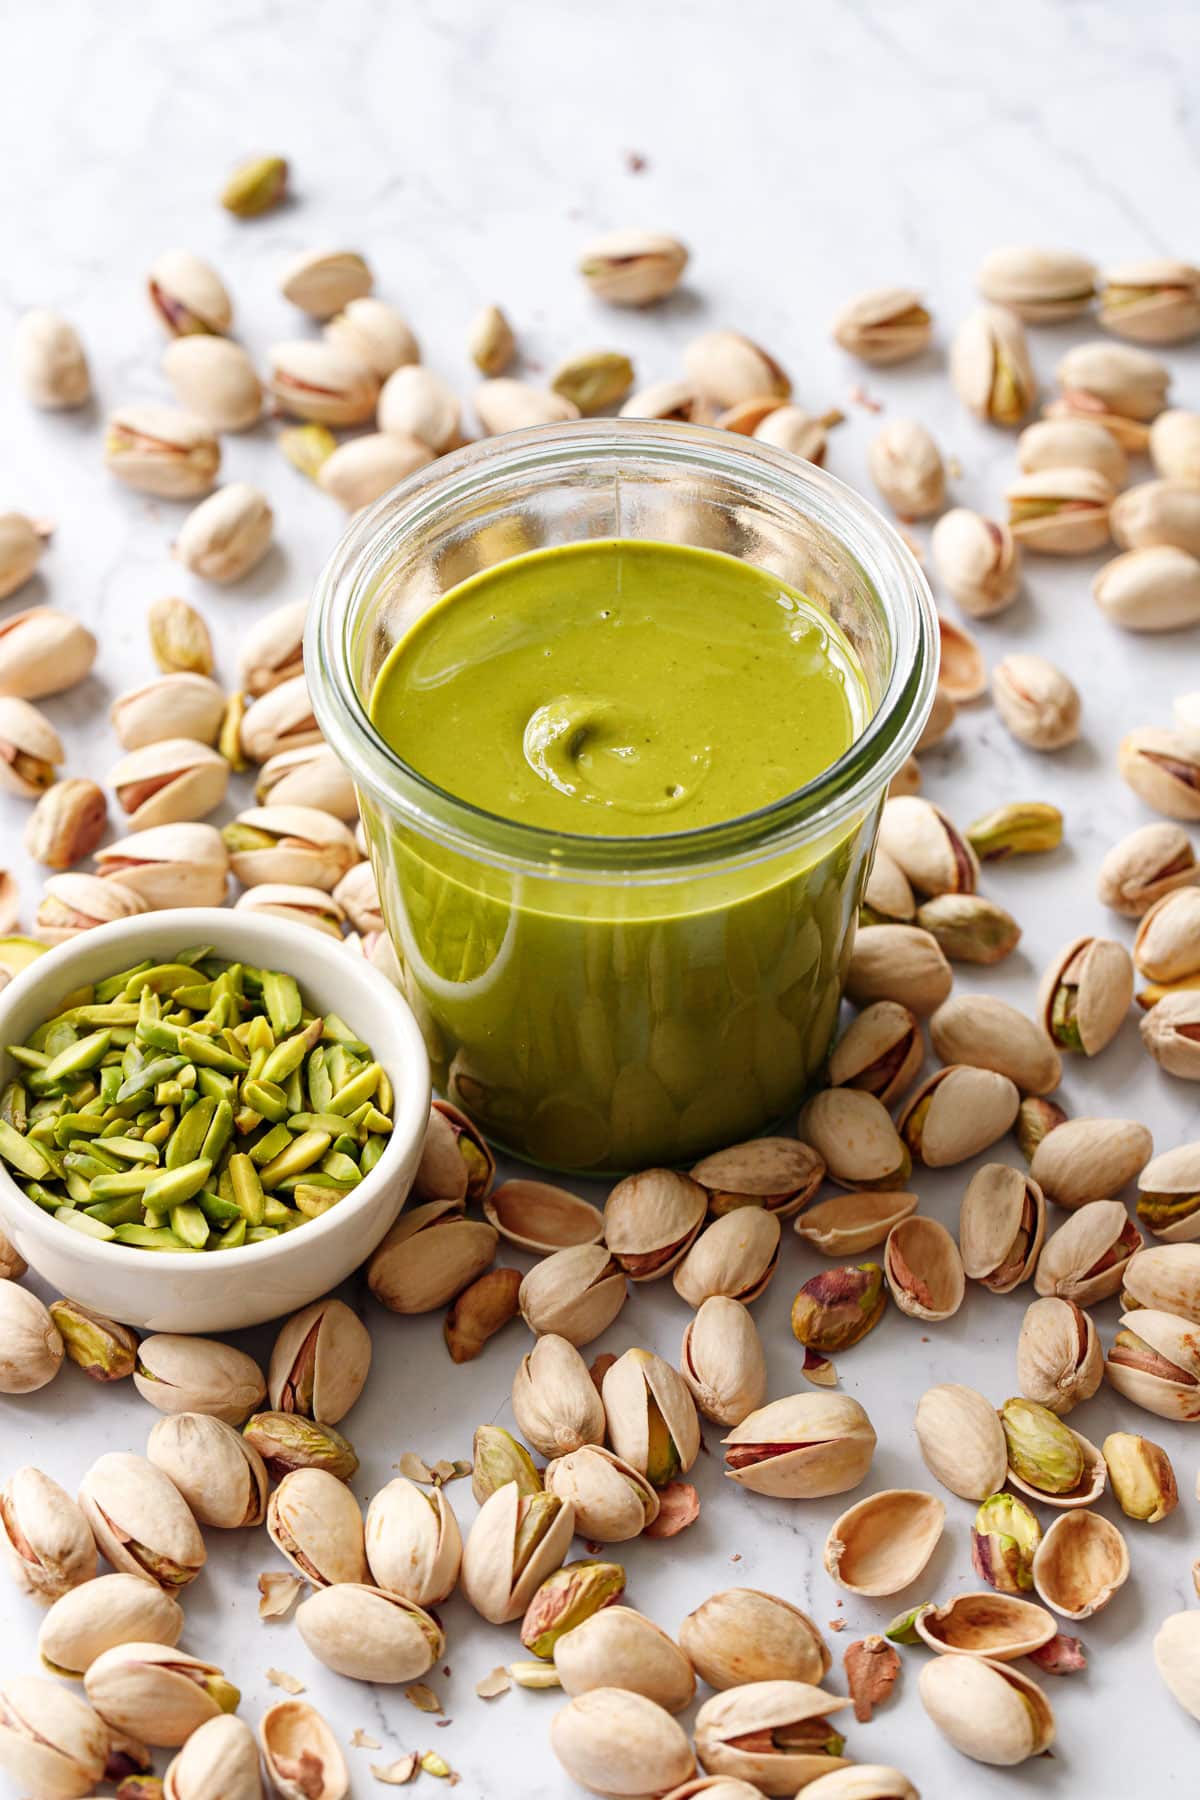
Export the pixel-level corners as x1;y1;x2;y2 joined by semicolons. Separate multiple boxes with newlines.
309;420;937;1173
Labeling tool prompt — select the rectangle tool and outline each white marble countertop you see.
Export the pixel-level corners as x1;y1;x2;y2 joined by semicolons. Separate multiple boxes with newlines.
3;0;1200;1794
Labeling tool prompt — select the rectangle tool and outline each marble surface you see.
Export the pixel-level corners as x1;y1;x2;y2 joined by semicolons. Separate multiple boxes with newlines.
3;0;1200;1793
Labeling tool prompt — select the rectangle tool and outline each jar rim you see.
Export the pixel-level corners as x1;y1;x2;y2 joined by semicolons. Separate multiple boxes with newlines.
308;419;939;882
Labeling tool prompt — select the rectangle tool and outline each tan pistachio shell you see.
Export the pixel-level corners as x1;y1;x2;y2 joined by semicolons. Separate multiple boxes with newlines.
605;1170;707;1278
37;1571;183;1678
0;1467;96;1603
959;1163;1046;1293
883;1217;965;1321
1057;339;1170;420
1029;1116;1153;1209
367;1202;498;1313
77;1452;205;1590
683;331;790;407
267;1297;372;1425
823;1488;944;1596
1151;409;1200;482
543;1445;659;1543
693;1682;851;1796
689;1137;825;1218
1117;725;1200;822
1007;466;1114;554
831;285;932;363
162;335;262;433
1134;888;1200;982
794;1190;919;1256
898;1065;1019;1166
950;305;1037;425
978;246;1096;321
259;1698;348;1800
799;1088;910;1188
1136;1148;1200;1244
82;1642;231;1746
1016;1297;1103;1415
146;1412;268;1529
678;1588;831;1691
844;923;953;1015
0;1673;109;1797
602;1349;700;1481
1106;1307;1200;1420
937;615;987;702
663;1778;766;1800
1122;1242;1200;1319
1007;1422;1108;1510
679;1296;766;1426
1140;991;1200;1081
918;1654;1054;1766
295;1582;444;1683
877;796;978;897
551;1688;696;1799
266;1466;367;1588
1032;1509;1130;1620
511;1333;607;1457
1017;415;1128;483
133;1333;265;1425
671;1208;781;1307
929;993;1061;1095
163;1714;262;1800
519;1244;628;1347
991;652;1081;749
460;1481;576;1623
914;1591;1056;1659
1155;1612;1200;1722
914;1383;1008;1500
722;1393;876;1499
485;1180;604;1256
799;1770;918;1800
364;1478;461;1608
1034;1201;1142;1306
861;852;917;926
108;737;229;831
554;1608;695;1714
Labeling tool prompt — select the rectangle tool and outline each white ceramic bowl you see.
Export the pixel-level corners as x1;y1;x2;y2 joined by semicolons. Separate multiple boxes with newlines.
0;908;429;1333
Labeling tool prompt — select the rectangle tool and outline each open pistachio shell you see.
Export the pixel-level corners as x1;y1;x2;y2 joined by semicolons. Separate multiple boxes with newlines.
602;1349;700;1485
484;1180;604;1255
1034;1201;1142;1307
937;615;987;702
679;1588;830;1691
723;1393;876;1499
1106;1307;1200;1420
1032;1509;1130;1620
83;1642;235;1747
519;1244;628;1347
914;1384;1007;1500
512;1334;607;1457
78;1452;205;1591
0;1467;96;1603
555;1608;695;1714
671;1208;781;1307
266;1466;367;1589
551;1688;696;1799
259;1698;348;1800
793;1190;918;1257
914;1591;1056;1660
604;1170;707;1279
1136;1145;1200;1244
1016;1297;1103;1415
898;1066;1020;1167
1122;1242;1200;1319
919;1654;1054;1765
680;1297;766;1427
1037;934;1135;1056
461;1481;576;1622
959;1164;1046;1293
824;1488;945;1596
694;1681;851;1796
828;1001;923;1105
543;1446;659;1543
364;1479;461;1608
690;1137;825;1218
861;849;917;925
884;1217;965;1321
146;1413;268;1529
267;1297;372;1427
1029;1116;1153;1210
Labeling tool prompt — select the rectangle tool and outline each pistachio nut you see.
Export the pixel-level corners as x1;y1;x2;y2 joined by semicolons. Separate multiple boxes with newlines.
1029;1114;1152;1208
825;1489;944;1598
683;330;790;408
971;1490;1041;1594
162;1714;262;1800
35;871;148;943
25;779;107;871
243;1414;357;1486
800;1088;912;1189
1095;543;1200;632
471;1424;541;1504
550;349;635;415
473;378;580;434
0;1674;109;1797
14;307;90;409
278;424;337;482
460;302;516;377
916;893;1020;964
257;743;356;819
146;595;212;678
828;1001;923;1105
693;1680;851;1794
977;245;1096;321
831;286;931;363
110;673;225;752
520;1558;626;1659
619;378;703;422
1151;408;1200;484
38;1571;183;1678
960;1165;1046;1293
1035;1200;1142;1307
883;1216;966;1321
1099;258;1200;344
1016;1097;1068;1158
1103;1430;1178;1525
258;1698;348;1800
0;695;62;797
1118;725;1200;820
1040;933;1133;1053
267;1296;371;1426
519;1243;627;1347
147;249;232;337
146;1413;268;1529
0;1466;96;1602
1006;466;1114;555
317;431;433;511
680;1589;830;1692
1016;1296;1102;1415
0;512;47;601
95;821;229;909
791;1264;886;1352
930;993;1060;1095
930;507;1020;617
222;804;357;890
511;1333;606;1457
84;1643;237;1747
266;341;378;425
968;800;1064;863
413;1098;495;1204
104;404;220;499
994;652;1082;754
866;419;945;519
364;1477;461;1607
78;1452;206;1591
368;1201;497;1314
1057;339;1170;420
899;1065;1019;1167
844;922;953;1015
108;738;229;830
689;1137;824;1219
603;1168;706;1278
0;607;98;701
239;676;320;765
543;1444;658;1543
723;1392;876;1499
552;1688;695;1796
679;1296;766;1427
326;295;419;379
672;1207;781;1307
950;305;1036;425
1000;1397;1103;1503
162;335;261;433
793;1190;918;1258
913;1383;1008;1501
233;883;344;936
49;1299;137;1381
877;795;978;897
0;1282;63;1392
461;1480;574;1623
601;1347;700;1487
1098;821;1198;916
266;1466;367;1587
0;1225;25;1279
860;847;916;925
1155;1612;1200;1722
1136;1145;1200;1241
1108;1308;1200;1420
553;1606;693;1712
919;1653;1054;1765
1021;432;1127;508
279;248;372;319
221;152;288;216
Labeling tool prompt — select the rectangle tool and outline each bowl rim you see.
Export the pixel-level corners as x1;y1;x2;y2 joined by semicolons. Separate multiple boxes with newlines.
0;907;430;1274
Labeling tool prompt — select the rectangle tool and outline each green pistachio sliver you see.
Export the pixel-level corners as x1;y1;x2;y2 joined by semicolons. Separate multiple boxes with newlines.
170;1201;210;1248
361;1136;385;1176
262;971;302;1037
259;1130;331;1190
179;1029;248;1076
89;1167;157;1201
117;1056;186;1104
241;1078;290;1122
289;1112;355;1137
65;1004;141;1026
142;1158;213;1211
228;1153;266;1226
95;960;152;1001
260;1020;324;1086
328;1062;381;1116
165;1095;216;1168
38;1029;112;1089
307;1049;333;1112
195;1187;243;1224
54;1113;106;1146
249;1123;293;1167
95;1136;160;1165
111;1223;200;1251
0;1118;52;1179
200;1098;234;1166
56;1205;116;1241
85;1194;147;1227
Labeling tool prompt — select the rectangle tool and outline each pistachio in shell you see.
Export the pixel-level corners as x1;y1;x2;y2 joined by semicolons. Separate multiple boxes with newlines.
518;1243;628;1347
914;1383;1008;1501
831;286;932;363
1016;1296;1103;1416
992;651;1081;749
460;1482;576;1622
844;923;953;1016
1154;1612;1200;1723
929;993;1061;1095
1135;1144;1200;1241
679;1588;831;1692
977;245;1096;322
133;1334;265;1426
77;1452;205;1591
601;1348;700;1487
0;1466;97;1603
1122;1242;1200;1320
1038;934;1134;1054
722;1392;876;1500
1029;1114;1152;1209
267;1296;371;1425
511;1333;606;1458
689;1136;824;1218
604;1169;706;1279
364;1478;461;1608
918;1654;1054;1766
0;1674;110;1797
693;1681;851;1795
266;1466;367;1588
543;1445;659;1544
860;848;916;926
799;1088;911;1190
554;1606;694;1714
367;1201;498;1314
899;1065;1019;1167
37;1572;184;1679
877;795;978;897
551;1688;696;1799
824;1489;944;1597
1034;1200;1143;1307
1057;338;1170;420
671;1207;781;1308
82;1643;238;1747
1017;415;1128;484
679;1296;766;1427
295;1582;444;1684
146;1413;268;1529
1105;1308;1200;1421
959;1163;1046;1293
930;506;1021;617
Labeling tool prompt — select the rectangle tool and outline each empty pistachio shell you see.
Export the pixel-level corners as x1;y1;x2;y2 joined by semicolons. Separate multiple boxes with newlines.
0;1674;109;1797
1103;1430;1178;1523
723;1392;876;1499
267;341;379;426
916;686;956;752
1017;415;1129;484
38;1572;183;1678
1151;409;1200;484
1099;822;1198;916
915;1383;1008;1500
672;1208;781;1308
326;296;419;379
1017;1297;1103;1415
1106;1307;1200;1420
1032;1509;1130;1619
14;309;90;409
1035;1201;1142;1307
977;246;1096;322
950;305;1036;425
0;1466;96;1602
1095;543;1200;632
604;1169;706;1279
930;507;1020;616
845;923;953;1015
1057;340;1170;420
690;1137;824;1218
831;286;932;363
543;1445;659;1543
512;1333;606;1457
937;615;986;703
554;1608;695;1713
679;1297;766;1427
884;1216;965;1321
602;1348;700;1486
793;1190;918;1257
578;230;689;306
259;1698;348;1800
0;607;98;701
824;1488;944;1596
474;379;579;434
552;1688;695;1797
683;331;790;407
918;1650;1054;1764
483;1179;603;1256
960;1164;1046;1293
1029;1115;1152;1208
0;512;47;601
1118;725;1200;820
828;1002;923;1106
693;1681;851;1795
799;1088;911;1190
146;1413;268;1529
519;1244;627;1347
900;1065;1019;1167
296;1581;442;1682
679;1589;830;1691
915;1590;1056;1660
1099;258;1200;343
78;1451;205;1591
105;403;220;499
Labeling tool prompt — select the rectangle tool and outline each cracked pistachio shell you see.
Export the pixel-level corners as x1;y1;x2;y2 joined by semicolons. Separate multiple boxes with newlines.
234;883;344;936
326;296;418;379
937;615;986;703
461;1481;575;1623
164;1714;262;1800
1038;935;1134;1054
1035;1201;1142;1307
175;482;273;584
317;431;433;511
413;1100;495;1205
602;1349;700;1485
930;507;1020;617
0;512;46;601
266;1467;367;1588
266;341;378;426
147;249;231;336
977;246;1096;322
519;1243;627;1347
78;1452;205;1591
914;1591;1056;1660
133;1334;265;1426
0;1467;96;1602
671;1208;781;1307
35;871;147;943
1099;259;1200;344
0;1674;109;1798
915;1383;1008;1500
1017;1297;1103;1415
377;365;461;452
1029;1116;1152;1209
694;1681;851;1795
867;419;945;519
239;675;320;762
680;1296;766;1427
1118;726;1200;820
605;1169;706;1278
0;1283;63;1391
162;335;261;432
1106;1307;1200;1420
0;607;97;702
1096;543;1200;631
1032;1510;1129;1620
919;1654;1054;1765
579;231;689;306
1151;409;1200;484
15;309;90;409
108;737;229;830
110;673;225;751
1135;887;1200;982
829;1002;922;1106
1017;415;1128;485
1124;1242;1200;1318
1112;481;1200;557
930;994;1061;1095
365;1477;461;1607
1057;340;1169;420
146;1414;268;1529
280;249;372;319
296;1582;443;1684
679;1589;830;1691
96;822;229;910
861;847;915;925
1155;1612;1200;1722
1098;822;1198;916
104;404;220;498
844;923;953;1015
884;1216;965;1321
83;1643;236;1746
877;796;978;898
474;379;579;434
800;1771;917;1800
992;652;1081;749
259;1698;348;1800
723;1392;876;1499
824;1488;945;1596
544;1445;658;1543
512;1333;606;1457
683;331;790;407
224;802;357;889
38;1572;183;1679
1007;466;1114;554
257;743;356;818
793;1190;918;1257
239;600;307;696
552;1688;695;1797
800;1088;911;1189
960;1163;1046;1293
555;1608;695;1713
899;1066;1019;1167
367;1201;497;1313
950;305;1036;425
831;286;931;364
750;403;835;463
689;1137;825;1219
268;1303;370;1425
